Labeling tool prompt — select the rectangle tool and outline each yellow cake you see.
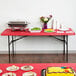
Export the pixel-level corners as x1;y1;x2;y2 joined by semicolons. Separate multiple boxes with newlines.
46;67;75;76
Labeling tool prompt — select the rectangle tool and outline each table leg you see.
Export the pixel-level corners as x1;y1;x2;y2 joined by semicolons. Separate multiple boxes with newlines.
63;36;65;56
8;36;11;63
66;35;68;62
12;36;14;56
63;36;65;61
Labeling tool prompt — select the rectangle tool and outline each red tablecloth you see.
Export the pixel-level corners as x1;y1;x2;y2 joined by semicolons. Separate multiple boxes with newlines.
0;63;76;76
1;28;75;36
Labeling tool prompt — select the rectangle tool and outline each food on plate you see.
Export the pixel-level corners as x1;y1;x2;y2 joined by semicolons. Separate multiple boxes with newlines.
29;27;42;33
44;29;54;32
31;27;41;31
9;65;17;70
23;71;36;76
2;72;16;76
7;65;19;71
21;65;33;71
45;67;75;76
23;65;31;70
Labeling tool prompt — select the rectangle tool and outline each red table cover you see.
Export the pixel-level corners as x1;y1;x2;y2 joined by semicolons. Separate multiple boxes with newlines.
0;63;76;76
1;28;75;36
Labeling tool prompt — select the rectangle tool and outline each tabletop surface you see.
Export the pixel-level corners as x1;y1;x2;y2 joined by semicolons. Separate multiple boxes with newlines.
1;28;75;36
0;63;76;76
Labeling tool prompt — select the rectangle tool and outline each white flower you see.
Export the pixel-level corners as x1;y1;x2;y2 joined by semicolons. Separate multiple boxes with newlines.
44;18;48;21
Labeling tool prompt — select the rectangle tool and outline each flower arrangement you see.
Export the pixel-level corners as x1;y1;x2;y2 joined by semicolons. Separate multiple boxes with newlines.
40;15;52;23
40;15;52;29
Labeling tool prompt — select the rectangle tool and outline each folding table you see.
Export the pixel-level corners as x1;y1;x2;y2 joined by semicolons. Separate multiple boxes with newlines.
1;28;75;63
0;63;76;76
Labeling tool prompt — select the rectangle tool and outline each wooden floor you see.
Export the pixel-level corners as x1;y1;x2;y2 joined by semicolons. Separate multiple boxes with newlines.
0;54;76;63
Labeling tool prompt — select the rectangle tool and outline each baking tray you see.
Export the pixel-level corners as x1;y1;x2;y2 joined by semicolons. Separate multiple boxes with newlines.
8;21;27;27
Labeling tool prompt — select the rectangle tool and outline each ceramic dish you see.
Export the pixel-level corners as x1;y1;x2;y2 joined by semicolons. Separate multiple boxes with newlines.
44;29;55;33
29;27;42;33
23;71;36;76
6;65;19;71
29;30;42;33
58;28;69;31
2;72;16;76
21;65;34;71
0;69;2;73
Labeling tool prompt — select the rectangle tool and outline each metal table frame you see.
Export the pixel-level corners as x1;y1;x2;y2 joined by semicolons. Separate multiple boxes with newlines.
8;35;68;63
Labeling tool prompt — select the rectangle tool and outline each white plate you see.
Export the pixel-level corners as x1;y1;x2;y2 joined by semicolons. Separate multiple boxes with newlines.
0;69;2;73
29;27;42;33
23;72;36;76
59;28;69;31
29;30;41;33
21;65;34;71
6;66;19;71
2;73;16;76
57;31;64;33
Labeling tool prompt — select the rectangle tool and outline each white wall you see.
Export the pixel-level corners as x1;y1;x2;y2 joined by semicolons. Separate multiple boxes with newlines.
0;0;76;53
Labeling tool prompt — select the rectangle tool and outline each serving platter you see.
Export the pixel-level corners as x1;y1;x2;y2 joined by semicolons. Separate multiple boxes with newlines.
21;65;34;71
23;72;36;76
2;72;16;76
6;65;19;71
58;28;69;31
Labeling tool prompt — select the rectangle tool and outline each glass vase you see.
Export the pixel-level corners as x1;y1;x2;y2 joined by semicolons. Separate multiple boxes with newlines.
43;23;47;29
